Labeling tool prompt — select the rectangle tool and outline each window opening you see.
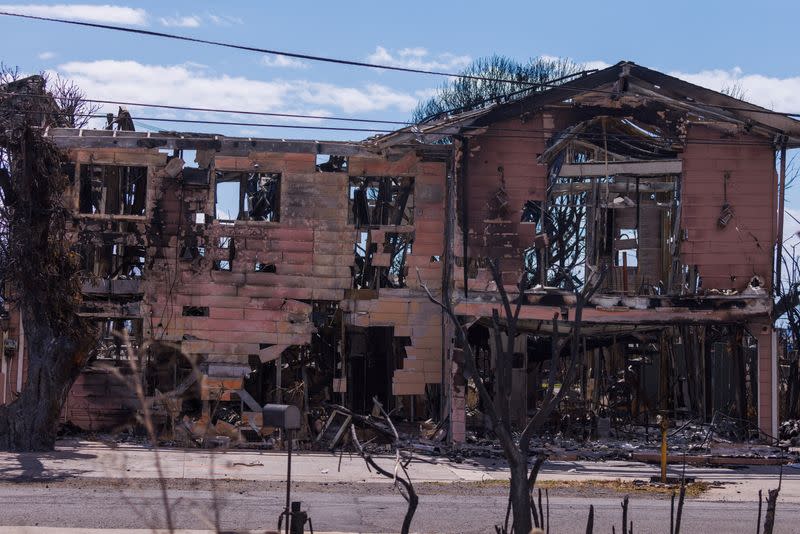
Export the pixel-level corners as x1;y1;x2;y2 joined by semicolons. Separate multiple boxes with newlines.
216;171;280;222
89;318;142;361
349;176;414;227
79;164;147;216
351;230;413;289
213;236;234;271
316;154;348;172
254;262;276;273
81;223;146;279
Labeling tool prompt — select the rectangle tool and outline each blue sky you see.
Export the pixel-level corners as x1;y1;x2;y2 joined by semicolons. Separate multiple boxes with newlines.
3;1;800;137
3;1;800;235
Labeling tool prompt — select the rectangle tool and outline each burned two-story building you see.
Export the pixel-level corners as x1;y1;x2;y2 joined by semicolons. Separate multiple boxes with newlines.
1;61;797;444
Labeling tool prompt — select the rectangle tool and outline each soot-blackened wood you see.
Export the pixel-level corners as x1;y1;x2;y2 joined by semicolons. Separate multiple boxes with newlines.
756;489;763;534
763;482;781;534
674;480;686;534
621;495;629;534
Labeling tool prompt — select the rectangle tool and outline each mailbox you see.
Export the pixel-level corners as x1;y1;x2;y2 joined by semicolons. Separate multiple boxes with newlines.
262;403;302;430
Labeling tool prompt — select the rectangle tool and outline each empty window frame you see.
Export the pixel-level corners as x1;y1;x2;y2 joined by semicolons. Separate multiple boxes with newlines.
385;232;413;288
316;154;348;172
82;243;146;279
215;171;281;222
213;236;234;271
349;176;414;227
351;230;413;289
89;318;142;361
79;164;148;216
254;262;276;273
80;223;146;279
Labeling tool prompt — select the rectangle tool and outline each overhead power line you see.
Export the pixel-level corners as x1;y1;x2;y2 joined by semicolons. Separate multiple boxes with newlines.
0;90;411;126
3;11;799;121
0;11;594;90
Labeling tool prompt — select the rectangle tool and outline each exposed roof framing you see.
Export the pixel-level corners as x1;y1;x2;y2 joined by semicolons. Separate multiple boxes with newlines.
42;127;452;160
374;61;800;149
43;127;382;157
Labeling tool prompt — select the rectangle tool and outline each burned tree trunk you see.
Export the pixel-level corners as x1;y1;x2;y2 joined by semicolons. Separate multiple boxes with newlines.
0;76;95;451
419;259;605;534
0;309;92;450
507;451;531;532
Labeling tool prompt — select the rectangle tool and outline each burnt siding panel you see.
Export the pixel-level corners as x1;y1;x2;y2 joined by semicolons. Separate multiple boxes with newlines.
463;115;548;283
145;157;358;362
145;152;446;382
679;125;776;291
40;147;448;425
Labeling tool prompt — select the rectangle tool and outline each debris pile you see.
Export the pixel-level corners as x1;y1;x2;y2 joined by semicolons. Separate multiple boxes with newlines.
779;419;800;447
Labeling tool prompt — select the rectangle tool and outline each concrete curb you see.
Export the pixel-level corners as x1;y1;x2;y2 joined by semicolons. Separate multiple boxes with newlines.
1;529;361;534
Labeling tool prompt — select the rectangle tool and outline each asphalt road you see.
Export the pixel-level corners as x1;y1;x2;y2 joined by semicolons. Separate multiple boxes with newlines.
1;480;799;533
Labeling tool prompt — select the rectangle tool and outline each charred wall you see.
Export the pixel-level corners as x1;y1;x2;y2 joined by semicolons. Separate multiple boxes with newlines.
36;144;449;428
679;124;777;292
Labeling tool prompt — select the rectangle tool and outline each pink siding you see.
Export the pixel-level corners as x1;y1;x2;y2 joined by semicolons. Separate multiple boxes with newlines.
680;125;777;291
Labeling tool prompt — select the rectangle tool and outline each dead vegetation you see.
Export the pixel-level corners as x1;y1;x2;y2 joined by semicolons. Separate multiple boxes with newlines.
0;73;96;451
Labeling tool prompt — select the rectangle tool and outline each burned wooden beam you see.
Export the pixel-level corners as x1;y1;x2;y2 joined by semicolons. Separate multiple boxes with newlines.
558;160;682;177
550;181;675;194
43;128;384;157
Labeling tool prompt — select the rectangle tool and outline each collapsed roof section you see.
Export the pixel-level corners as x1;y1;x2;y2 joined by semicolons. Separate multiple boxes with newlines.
370;61;800;150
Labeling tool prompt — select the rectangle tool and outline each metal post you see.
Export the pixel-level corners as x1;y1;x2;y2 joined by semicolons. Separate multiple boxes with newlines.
285;428;292;534
660;414;668;483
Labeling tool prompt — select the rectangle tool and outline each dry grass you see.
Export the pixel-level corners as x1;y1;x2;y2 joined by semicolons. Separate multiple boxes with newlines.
444;478;715;497
537;478;714;497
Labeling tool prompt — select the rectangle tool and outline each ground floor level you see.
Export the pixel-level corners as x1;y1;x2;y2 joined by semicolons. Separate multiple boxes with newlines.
0;295;786;447
0;441;796;533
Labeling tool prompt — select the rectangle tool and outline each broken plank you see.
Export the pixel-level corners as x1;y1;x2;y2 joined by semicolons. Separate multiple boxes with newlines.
559;160;682;177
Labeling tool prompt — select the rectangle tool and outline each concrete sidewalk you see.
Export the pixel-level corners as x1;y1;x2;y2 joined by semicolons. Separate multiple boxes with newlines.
0;439;795;503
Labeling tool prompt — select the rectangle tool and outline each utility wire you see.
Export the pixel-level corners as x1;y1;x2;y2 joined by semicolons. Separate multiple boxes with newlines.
0;11;594;90
3;11;800;121
0;90;412;126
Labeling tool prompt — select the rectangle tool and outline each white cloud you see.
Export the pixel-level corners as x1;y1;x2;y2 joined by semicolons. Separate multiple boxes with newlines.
552;59;800;113
53;59;420;122
669;67;800;112
261;55;308;69
584;60;611;71
158;14;201;28
207;13;242;26
367;46;471;71
0;3;147;25
37;51;55;60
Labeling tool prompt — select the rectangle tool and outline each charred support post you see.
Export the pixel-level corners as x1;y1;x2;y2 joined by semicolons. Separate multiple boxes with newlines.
459;136;470;299
775;141;787;294
443;153;455;430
